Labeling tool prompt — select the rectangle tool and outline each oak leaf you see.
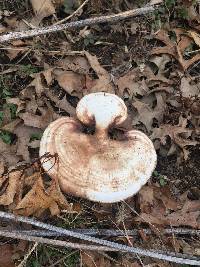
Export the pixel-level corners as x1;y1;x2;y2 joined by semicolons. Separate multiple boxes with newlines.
15;174;70;216
0;170;23;206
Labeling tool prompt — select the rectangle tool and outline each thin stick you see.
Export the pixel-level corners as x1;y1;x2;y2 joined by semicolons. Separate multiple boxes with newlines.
17;242;38;267
0;229;200;265
54;0;90;26
0;211;199;265
0;5;155;43
0;229;115;251
2;227;200;238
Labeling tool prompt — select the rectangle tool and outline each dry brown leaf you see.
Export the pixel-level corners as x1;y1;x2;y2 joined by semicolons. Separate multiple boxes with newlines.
151;117;198;159
189;31;200;47
81;251;111;267
0;24;7;34
84;51;115;94
0;164;7;187
4;16;29;32
25;68;54;97
149;54;171;76
44;90;76;116
138;185;178;221
116;69;148;98
151;29;176;57
1;118;21;132
54;69;85;97
0;244;15;267
5;40;28;60
166;210;200;228
151;29;200;70
15;174;70;216
14;124;42;161
136;186;199;228
138;186;154;213
136;213;166;225
19;106;57;130
0;139;20;167
155;187;178;211
6;97;26;113
182;200;200;213
138;209;200;228
28;72;46;97
0;170;23;206
132;93;165;132
0;139;13;154
42;67;54;85
1;105;12;125
143;65;171;86
30;0;55;25
0;161;4;177
57;56;90;74
180;76;200;97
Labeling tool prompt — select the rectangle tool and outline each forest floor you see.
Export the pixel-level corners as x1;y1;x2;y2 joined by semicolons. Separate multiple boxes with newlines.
0;0;200;266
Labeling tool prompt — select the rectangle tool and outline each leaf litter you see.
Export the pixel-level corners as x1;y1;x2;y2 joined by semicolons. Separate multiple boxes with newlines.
0;0;200;265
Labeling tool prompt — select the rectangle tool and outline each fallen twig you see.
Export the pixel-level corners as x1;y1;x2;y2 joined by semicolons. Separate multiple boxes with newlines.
54;0;90;26
0;229;200;265
0;5;156;43
0;211;199;265
17;242;38;267
11;227;200;237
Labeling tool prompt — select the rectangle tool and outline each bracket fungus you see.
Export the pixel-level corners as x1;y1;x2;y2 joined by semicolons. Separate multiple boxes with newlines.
40;92;157;203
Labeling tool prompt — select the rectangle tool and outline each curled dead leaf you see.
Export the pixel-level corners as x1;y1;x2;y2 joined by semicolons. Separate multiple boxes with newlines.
44;90;76;116
81;251;111;267
0;170;23;206
84;51;115;94
132;93;165;132
151;117;198;159
57;56;90;74
19;105;58;130
151;29;200;71
30;0;55;25
15;174;70;216
5;40;28;60
14;124;42;161
54;69;85;97
116;69;148;98
0;244;15;267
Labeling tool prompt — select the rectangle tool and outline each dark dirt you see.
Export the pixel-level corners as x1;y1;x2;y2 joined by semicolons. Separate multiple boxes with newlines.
157;147;200;195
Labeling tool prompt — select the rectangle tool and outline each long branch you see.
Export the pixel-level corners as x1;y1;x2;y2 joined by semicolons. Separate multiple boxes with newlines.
11;228;200;237
0;5;155;43
0;211;199;265
1;229;200;265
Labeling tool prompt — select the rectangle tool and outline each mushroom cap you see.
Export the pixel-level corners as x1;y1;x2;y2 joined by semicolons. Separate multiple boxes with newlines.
39;92;157;203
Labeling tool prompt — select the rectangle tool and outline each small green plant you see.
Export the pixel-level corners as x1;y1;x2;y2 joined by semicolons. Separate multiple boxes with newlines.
0;111;4;125
3;103;17;119
177;7;189;19
0;76;12;99
18;64;38;76
153;171;168;187
83;34;97;47
0;131;12;144
159;175;167;186
63;0;79;14
165;0;175;8
30;132;43;142
27;245;79;267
